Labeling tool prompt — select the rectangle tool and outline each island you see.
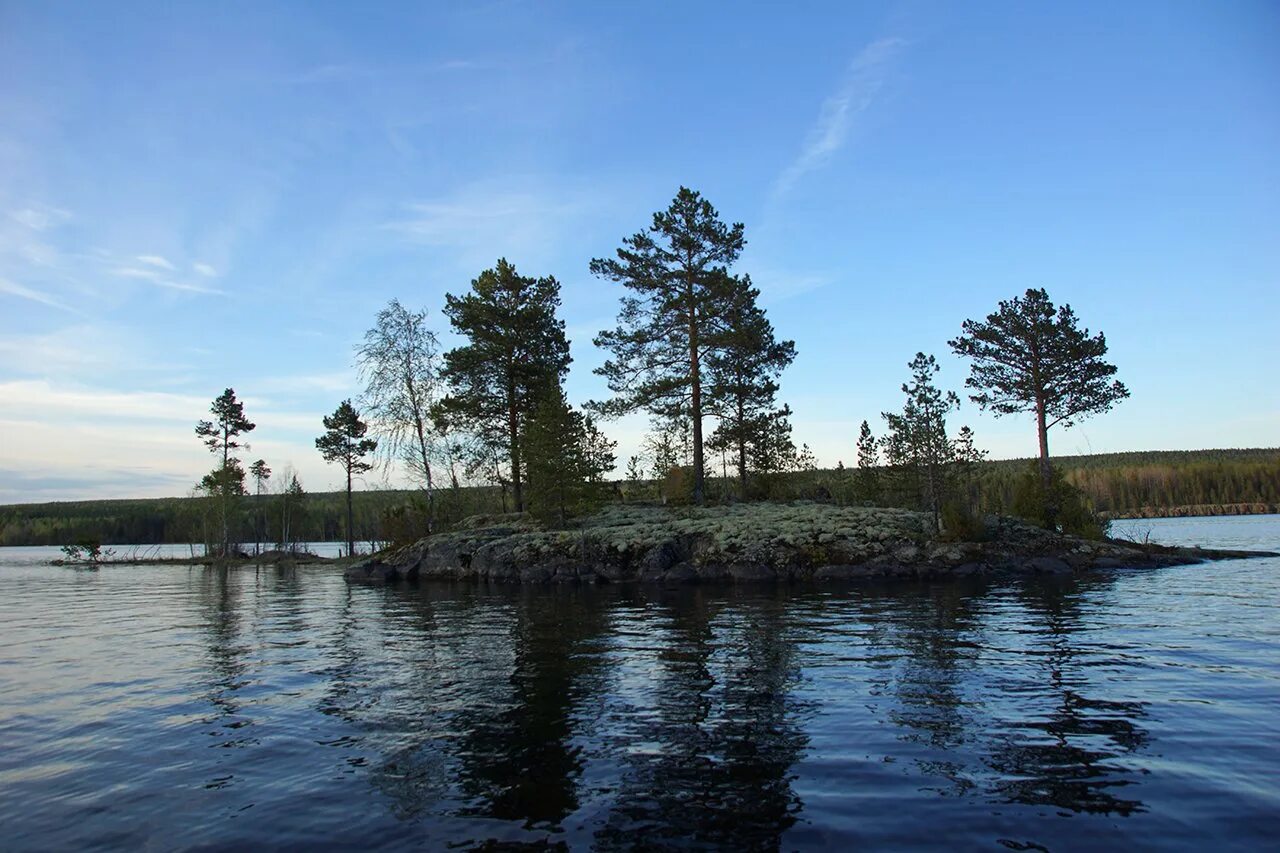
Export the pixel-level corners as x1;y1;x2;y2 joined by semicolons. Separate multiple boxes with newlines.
344;502;1274;585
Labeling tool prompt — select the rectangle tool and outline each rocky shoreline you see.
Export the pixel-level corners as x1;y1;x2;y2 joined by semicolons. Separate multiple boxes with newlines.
344;502;1275;585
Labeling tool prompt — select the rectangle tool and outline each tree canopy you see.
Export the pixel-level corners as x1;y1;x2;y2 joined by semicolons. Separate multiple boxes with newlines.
705;274;797;498
949;287;1129;527
591;187;747;504
195;388;255;556
357;298;444;523
439;259;571;513
316;399;377;556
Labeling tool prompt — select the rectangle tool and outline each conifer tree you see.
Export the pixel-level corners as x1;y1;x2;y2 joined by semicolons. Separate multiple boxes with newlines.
856;420;880;504
881;354;959;532
439;259;571;513
591;187;746;504
316;400;377;557
248;459;271;555
522;386;615;525
705;275;797;499
949;287;1128;528
195;388;255;556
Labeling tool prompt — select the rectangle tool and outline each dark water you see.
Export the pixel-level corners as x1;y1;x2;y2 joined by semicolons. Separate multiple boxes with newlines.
2;516;1278;851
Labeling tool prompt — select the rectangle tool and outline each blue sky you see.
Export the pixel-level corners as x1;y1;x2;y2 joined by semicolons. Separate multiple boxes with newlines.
1;1;1277;502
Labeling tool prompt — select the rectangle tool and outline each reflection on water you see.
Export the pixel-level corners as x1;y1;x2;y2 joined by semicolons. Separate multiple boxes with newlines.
2;517;1280;850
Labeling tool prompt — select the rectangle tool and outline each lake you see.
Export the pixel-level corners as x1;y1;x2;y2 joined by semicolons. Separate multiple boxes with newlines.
2;515;1277;850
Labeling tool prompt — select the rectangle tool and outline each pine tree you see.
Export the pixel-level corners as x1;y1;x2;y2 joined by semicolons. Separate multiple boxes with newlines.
440;259;571;513
856;420;880;504
881;354;959;532
316;400;377;557
705;275;797;499
195;388;255;557
949;287;1129;529
248;459;271;555
591;187;746;505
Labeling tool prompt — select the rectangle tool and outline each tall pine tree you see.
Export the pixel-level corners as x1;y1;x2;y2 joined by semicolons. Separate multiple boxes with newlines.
316;400;377;557
949;287;1128;529
195;388;255;557
591;187;745;505
439;259;571;513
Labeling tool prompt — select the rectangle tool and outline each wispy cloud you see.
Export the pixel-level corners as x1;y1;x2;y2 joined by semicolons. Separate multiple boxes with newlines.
8;206;71;231
0;276;76;313
110;265;225;295
384;182;603;270
774;37;906;196
136;254;176;270
192;262;218;278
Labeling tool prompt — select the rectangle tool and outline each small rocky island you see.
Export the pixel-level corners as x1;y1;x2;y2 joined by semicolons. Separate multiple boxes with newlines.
345;502;1273;585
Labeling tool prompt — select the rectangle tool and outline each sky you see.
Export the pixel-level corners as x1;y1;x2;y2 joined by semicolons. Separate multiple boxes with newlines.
1;0;1277;503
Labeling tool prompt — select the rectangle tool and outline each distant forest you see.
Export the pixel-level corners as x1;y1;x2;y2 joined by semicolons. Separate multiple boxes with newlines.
2;448;1276;548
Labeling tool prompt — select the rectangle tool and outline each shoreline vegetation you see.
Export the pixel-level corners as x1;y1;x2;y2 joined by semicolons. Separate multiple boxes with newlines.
3;447;1278;550
42;503;1275;578
50;547;354;569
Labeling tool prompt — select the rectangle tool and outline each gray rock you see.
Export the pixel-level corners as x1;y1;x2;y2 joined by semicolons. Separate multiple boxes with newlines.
663;564;699;584
951;562;984;577
520;564;552;583
814;564;874;581
1025;556;1072;574
642;540;685;572
729;563;776;583
1091;556;1130;569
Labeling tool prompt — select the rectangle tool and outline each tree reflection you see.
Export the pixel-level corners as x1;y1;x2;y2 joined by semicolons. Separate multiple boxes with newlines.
593;588;811;851
195;566;254;746
449;588;612;829
877;581;986;797
984;577;1150;815
336;585;612;835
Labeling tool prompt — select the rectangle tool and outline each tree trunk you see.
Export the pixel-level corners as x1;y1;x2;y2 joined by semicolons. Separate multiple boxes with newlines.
508;379;523;513
345;465;354;557
1036;397;1056;529
220;430;230;558
688;291;704;505
411;404;435;533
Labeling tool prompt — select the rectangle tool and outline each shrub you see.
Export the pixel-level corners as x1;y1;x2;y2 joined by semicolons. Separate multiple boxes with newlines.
1011;462;1111;539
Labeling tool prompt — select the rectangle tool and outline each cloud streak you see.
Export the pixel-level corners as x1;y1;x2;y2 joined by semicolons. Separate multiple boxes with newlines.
110;265;226;295
137;254;176;270
0;276;77;313
774;37;906;196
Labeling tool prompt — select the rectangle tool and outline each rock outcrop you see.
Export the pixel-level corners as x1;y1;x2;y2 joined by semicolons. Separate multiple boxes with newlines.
344;503;1274;585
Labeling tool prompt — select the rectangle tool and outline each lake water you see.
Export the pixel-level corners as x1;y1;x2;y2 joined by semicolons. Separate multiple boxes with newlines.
1;516;1277;850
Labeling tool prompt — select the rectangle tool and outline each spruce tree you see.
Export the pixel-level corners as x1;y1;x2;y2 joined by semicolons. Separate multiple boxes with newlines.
195;388;255;557
705;274;796;499
440;259;571;513
881;353;959;532
316;400;377;557
519;384;588;517
591;187;746;505
949;287;1128;529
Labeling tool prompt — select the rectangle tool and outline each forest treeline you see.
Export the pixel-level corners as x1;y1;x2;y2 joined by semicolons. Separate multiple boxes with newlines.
3;448;1276;547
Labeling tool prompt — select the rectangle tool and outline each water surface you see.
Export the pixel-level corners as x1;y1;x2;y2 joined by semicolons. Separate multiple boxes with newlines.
2;517;1278;850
